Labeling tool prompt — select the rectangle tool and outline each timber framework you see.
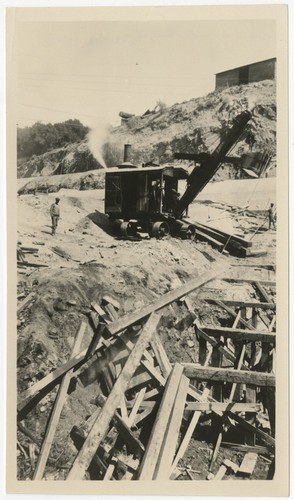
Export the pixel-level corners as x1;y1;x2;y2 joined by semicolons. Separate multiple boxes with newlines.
17;266;276;481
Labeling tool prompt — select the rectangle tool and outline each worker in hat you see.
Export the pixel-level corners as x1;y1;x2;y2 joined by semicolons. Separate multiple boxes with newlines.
50;197;61;235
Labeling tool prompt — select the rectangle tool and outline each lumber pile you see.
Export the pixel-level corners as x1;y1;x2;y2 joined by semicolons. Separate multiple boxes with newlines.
185;219;264;258
17;244;48;268
17;270;276;481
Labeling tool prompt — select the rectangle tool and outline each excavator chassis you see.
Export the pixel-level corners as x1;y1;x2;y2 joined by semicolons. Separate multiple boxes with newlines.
118;218;196;240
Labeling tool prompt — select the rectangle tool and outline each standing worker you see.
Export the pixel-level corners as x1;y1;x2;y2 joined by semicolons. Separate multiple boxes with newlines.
268;202;276;230
50;197;61;236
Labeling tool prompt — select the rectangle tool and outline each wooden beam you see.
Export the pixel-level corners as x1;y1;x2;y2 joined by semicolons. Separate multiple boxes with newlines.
195;325;249;370
17;292;35;315
211;300;255;330
181;365;275;387
229;412;275;448
134;407;154;426
254;281;274;304
67;313;161;480
170;387;210;474
150;333;172;378
94;394;145;457
154;375;190;479
140;359;166;387
201;326;275;343
138;363;183;480
206;299;275;310
224;278;276;287
127;370;153;392
185;402;262;412
237;452;258;477
107;266;223;336
127;388;147;426
221;442;272;455
33;321;87;480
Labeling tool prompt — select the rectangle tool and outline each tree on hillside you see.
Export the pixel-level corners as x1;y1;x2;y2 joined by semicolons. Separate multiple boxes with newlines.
17;119;89;159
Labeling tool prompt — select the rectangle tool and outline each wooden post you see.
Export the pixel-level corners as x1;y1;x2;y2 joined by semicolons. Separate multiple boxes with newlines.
67;312;161;480
245;307;257;446
33;321;87;480
171;387;210;474
154;374;190;479
138;364;183;480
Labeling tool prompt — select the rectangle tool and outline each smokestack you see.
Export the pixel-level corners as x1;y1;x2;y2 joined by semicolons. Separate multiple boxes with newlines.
123;144;132;163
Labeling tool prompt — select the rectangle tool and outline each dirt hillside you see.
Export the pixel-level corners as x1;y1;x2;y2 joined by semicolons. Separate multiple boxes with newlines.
17;80;276;179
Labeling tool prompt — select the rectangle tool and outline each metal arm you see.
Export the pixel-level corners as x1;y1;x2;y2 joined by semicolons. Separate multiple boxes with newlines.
174;110;251;218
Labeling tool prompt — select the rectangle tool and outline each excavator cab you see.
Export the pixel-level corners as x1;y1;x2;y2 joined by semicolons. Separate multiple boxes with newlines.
105;163;188;236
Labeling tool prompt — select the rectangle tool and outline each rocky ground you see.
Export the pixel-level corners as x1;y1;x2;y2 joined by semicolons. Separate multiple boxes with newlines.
16;177;276;481
17;80;276;179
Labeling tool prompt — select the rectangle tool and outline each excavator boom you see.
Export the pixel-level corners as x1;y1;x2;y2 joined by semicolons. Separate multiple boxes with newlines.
175;110;251;218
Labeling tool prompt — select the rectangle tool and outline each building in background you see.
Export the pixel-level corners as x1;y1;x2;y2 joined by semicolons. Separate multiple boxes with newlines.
215;58;276;89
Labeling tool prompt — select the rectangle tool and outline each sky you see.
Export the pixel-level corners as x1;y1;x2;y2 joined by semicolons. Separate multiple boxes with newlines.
15;18;276;129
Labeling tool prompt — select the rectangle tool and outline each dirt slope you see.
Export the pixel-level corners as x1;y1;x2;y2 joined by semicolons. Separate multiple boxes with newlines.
17;80;276;179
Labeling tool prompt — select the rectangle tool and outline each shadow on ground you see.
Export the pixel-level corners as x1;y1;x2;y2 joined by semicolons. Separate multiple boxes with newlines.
87;210;121;237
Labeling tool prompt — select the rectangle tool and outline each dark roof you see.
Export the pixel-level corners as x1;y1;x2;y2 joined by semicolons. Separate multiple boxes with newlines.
106;165;189;179
215;57;276;76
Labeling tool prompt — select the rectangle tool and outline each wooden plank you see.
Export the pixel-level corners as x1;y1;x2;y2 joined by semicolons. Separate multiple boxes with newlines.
206;299;275;310
126;400;155;410
17;292;35;315
154;375;190;479
212;300;255;330
221;442;272;455
224;278;276;287
170;387;210;474
138;363;183;480
209;341;246;472
134;407;154;426
185;402;262;412
195;229;224;250
245;384;257;445
91;302;110;323
93;394;145;457
127;388;147;426
104;303;119;321
229;412;275;448
33;321;87;480
107;266;223;336
254;281;274;304
198;335;207;365
144;387;161;401
67;313;161;480
194;221;253;248
17;261;48;268
237;452;258;477
127;371;153;392
149;333;172;378
211;341;222;401
102;295;120;310
140;359;166;387
181;365;275;387
201;326;275;343
195;326;249;370
103;457;117;480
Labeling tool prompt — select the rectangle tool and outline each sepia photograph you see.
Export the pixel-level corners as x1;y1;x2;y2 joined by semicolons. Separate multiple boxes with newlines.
6;4;288;496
